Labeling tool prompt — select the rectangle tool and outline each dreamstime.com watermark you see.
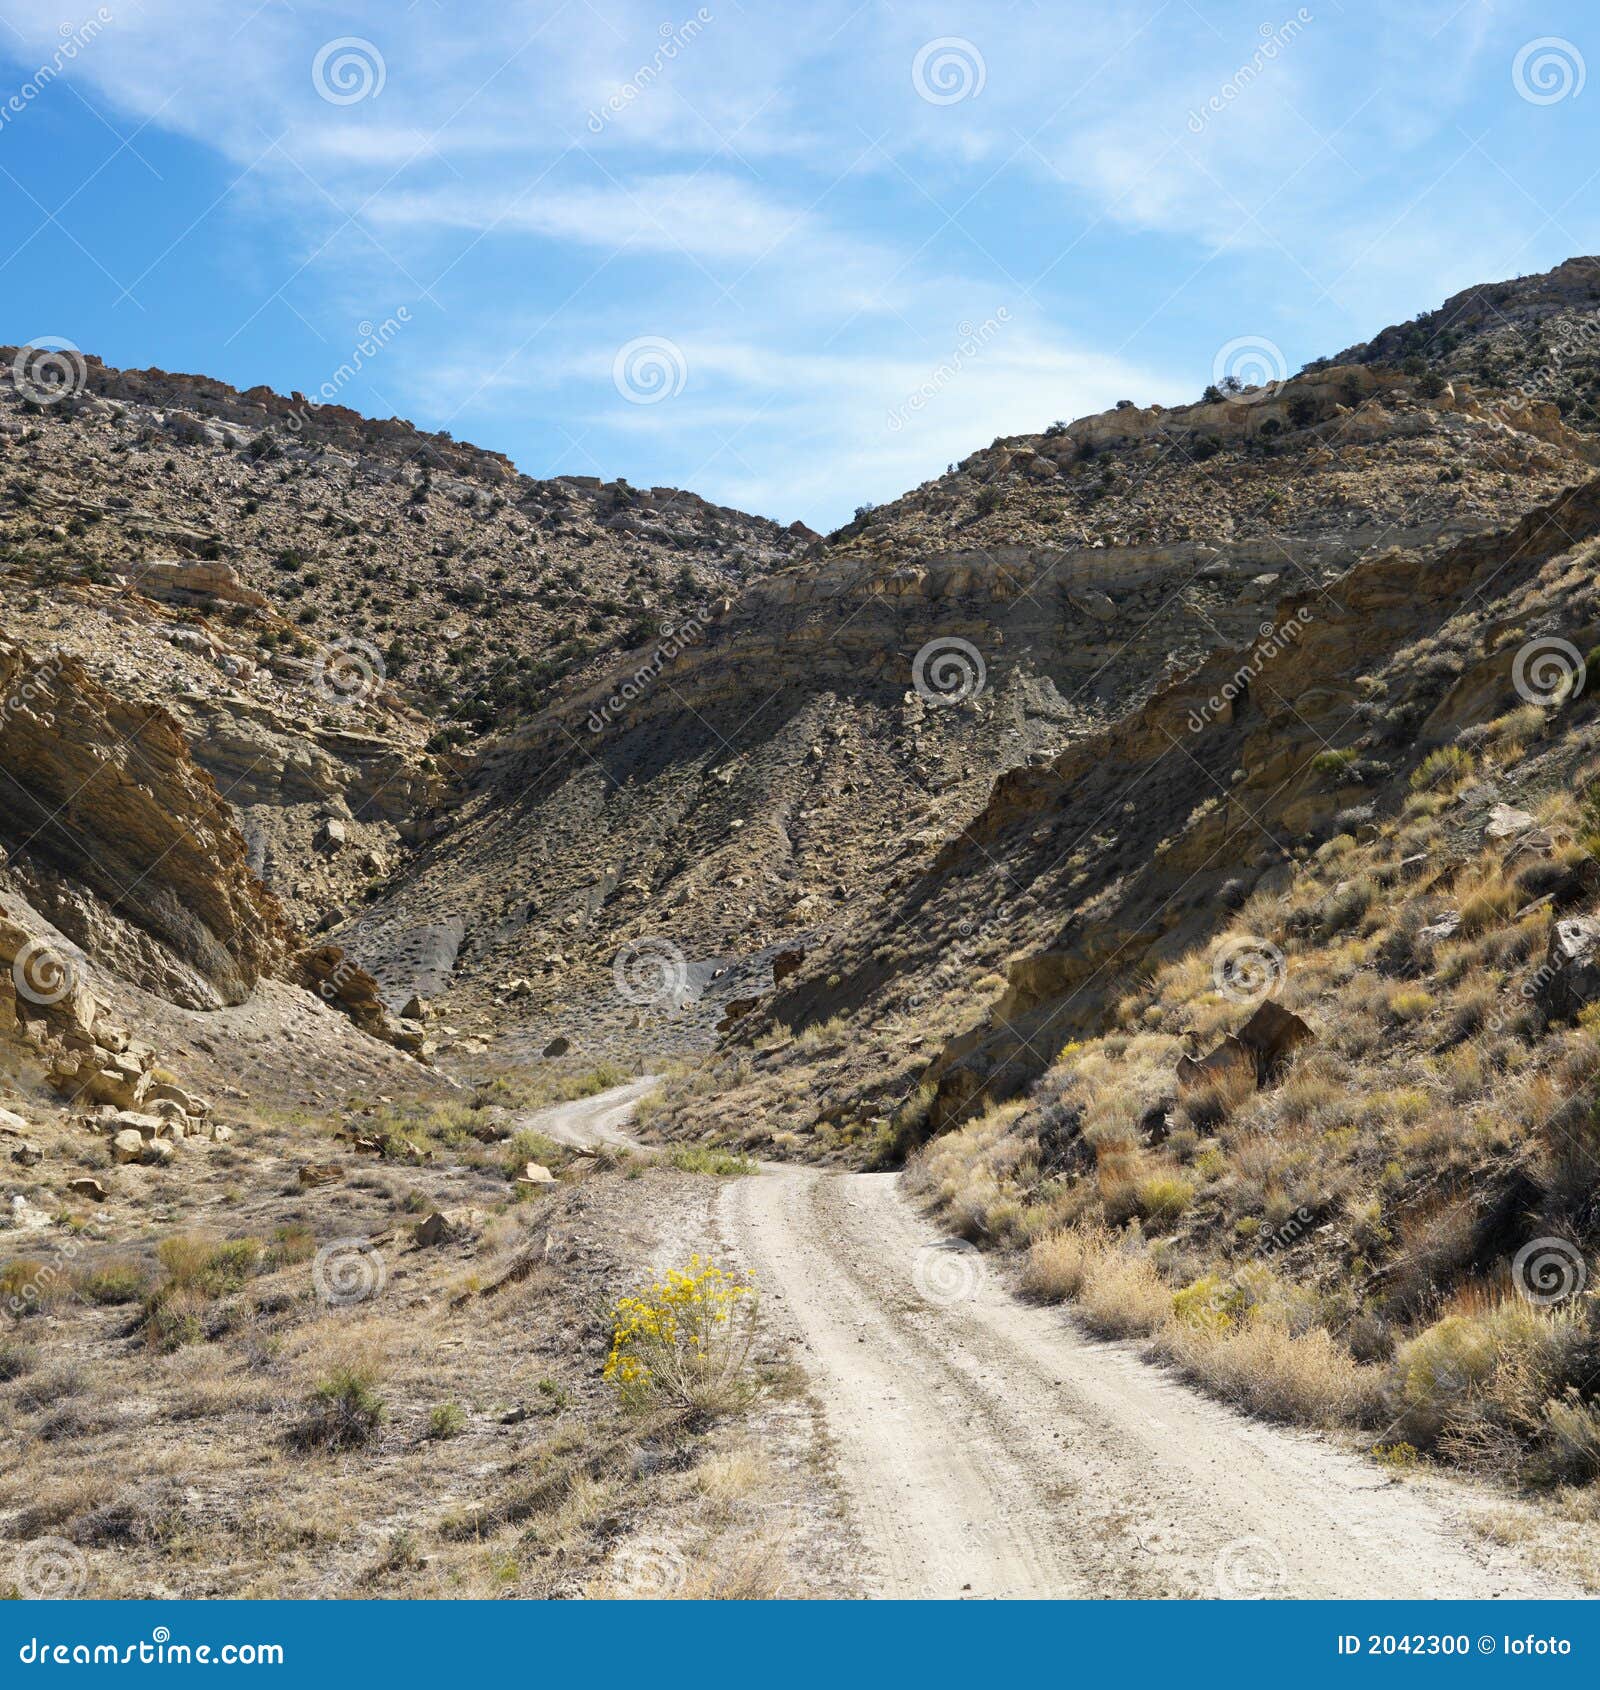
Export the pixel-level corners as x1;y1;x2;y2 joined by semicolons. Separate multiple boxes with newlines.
1512;36;1584;105
586;10;712;132
1483;313;1600;434
0;10;112;131
283;310;411;435
1186;606;1314;733
16;1629;284;1667
907;903;1007;1011
2;651;61;728
587;604;713;730
887;309;1011;433
1187;10;1312;133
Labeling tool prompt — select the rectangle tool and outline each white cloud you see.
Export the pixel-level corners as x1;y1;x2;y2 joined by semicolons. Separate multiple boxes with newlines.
0;0;1566;527
369;172;827;265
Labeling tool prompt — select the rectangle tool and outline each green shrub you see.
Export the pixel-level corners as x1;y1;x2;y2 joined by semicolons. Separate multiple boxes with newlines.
664;1146;758;1177
1134;1173;1193;1224
74;1258;153;1305
427;1402;466;1440
1387;1297;1584;1453
1311;748;1360;777
292;1367;386;1450
1172;1275;1244;1331
1409;745;1474;793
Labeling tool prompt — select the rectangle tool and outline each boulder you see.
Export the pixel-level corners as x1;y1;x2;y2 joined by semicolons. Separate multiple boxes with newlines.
1176;1032;1255;1097
107;1110;166;1138
1417;911;1462;949
1503;823;1558;861
1538;916;1600;1022
51;1050;153;1111
10;1143;42;1167
414;1207;486;1247
401;995;429;1022
66;1176;107;1202
316;817;348;852
541;1035;570;1059
514;1161;555;1186
10;1194;49;1229
1070;588;1119;623
1236;999;1314;1079
1484;803;1538;841
137;558;267;609
298;1162;344;1187
144;1080;211;1118
112;1129;147;1164
91;1018;131;1055
716;995;761;1034
771;947;805;986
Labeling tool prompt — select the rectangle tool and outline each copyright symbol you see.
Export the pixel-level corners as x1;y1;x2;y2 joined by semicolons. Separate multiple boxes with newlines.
1477;1636;1496;1655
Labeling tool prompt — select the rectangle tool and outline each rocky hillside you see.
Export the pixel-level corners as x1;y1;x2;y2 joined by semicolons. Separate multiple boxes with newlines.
0;351;811;743
4;263;1598;1084
0;350;810;944
825;298;1598;561
678;470;1599;1140
3;258;1600;1586
637;432;1600;1492
1333;253;1600;431
347;266;1600;1065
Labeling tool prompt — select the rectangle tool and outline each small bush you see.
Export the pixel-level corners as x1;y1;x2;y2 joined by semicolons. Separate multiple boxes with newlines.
141;1289;207;1352
1457;874;1518;937
0;1338;36;1379
1409;745;1474;793
291;1366;386;1450
604;1255;759;1416
1177;1065;1255;1132
1133;1173;1193;1224
1022;1228;1102;1302
427;1402;466;1440
156;1234;262;1297
1161;1313;1383;1425
0;1259;68;1318
1172;1275;1244;1331
1387;1296;1585;1456
663;1146;758;1177
1540;1392;1600;1485
74;1258;152;1305
1385;986;1434;1024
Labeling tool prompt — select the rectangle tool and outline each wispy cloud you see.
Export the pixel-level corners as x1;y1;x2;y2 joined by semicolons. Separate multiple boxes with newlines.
0;0;1583;525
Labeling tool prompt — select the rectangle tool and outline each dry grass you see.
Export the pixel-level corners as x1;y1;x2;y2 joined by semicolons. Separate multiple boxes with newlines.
1159;1315;1384;1425
911;741;1600;1482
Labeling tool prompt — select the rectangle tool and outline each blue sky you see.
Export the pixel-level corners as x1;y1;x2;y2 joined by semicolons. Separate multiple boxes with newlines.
0;0;1595;529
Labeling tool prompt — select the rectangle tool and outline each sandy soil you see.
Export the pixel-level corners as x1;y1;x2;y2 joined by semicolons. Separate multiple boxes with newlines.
528;1081;1589;1602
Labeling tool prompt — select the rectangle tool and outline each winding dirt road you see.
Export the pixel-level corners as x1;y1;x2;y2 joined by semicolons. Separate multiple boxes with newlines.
527;1082;1581;1601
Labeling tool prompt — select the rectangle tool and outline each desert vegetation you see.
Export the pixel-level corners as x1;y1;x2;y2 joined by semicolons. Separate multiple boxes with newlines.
912;735;1600;1493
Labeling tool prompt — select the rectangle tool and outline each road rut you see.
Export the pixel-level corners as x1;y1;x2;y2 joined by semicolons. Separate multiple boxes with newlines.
526;1083;1581;1600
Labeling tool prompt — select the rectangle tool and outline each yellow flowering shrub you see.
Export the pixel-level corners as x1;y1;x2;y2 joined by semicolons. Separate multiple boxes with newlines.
603;1254;759;1414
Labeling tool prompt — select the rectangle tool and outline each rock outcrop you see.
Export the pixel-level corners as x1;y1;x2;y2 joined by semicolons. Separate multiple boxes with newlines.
0;637;290;1007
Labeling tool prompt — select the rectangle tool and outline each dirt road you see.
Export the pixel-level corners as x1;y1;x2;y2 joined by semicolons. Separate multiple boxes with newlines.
526;1083;1580;1601
531;1075;661;1151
